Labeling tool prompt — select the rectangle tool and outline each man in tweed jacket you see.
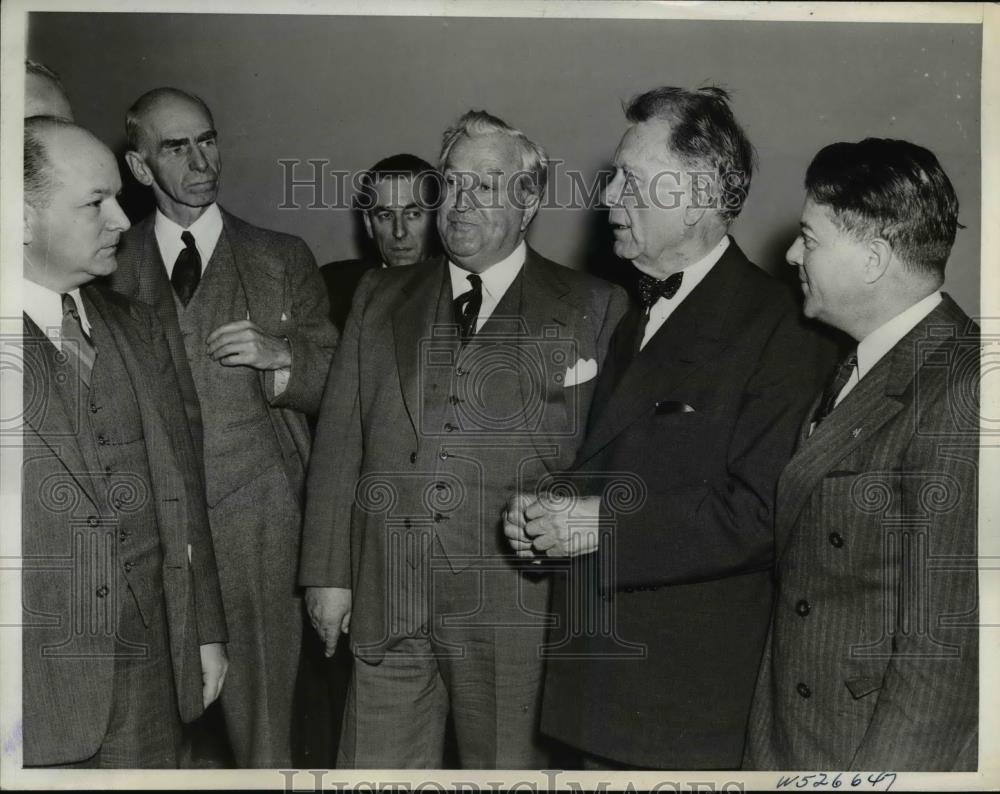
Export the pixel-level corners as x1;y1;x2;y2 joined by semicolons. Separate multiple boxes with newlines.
744;138;979;771
110;87;337;767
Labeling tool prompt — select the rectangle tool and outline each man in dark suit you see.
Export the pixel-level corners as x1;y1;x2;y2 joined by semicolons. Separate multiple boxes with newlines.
505;86;834;769
320;153;440;330
109;87;337;768
20;117;228;768
301;110;629;768
744;139;979;771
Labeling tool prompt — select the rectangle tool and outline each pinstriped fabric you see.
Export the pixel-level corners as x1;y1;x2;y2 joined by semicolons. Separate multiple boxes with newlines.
744;294;979;771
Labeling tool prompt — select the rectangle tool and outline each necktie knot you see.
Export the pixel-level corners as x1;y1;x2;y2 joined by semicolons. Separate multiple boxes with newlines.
813;349;858;426
454;273;483;341
637;271;683;312
172;230;202;306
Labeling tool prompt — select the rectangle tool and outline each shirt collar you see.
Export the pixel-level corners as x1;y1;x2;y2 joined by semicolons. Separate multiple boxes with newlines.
22;278;90;347
154;203;223;272
650;235;729;308
856;291;943;378
449;241;527;300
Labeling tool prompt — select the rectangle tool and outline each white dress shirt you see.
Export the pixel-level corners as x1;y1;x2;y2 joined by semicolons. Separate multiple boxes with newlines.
23;278;90;350
833;290;943;408
640;236;730;350
154;203;223;277
449;241;526;333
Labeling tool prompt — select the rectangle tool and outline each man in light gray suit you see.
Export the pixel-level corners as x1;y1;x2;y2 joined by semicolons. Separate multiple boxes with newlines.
110;87;337;767
301;110;629;768
744;138;979;771
21;117;228;768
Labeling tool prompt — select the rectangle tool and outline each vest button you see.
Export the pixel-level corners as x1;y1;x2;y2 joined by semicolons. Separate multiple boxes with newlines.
113;499;123;510
124;562;134;573
796;682;812;699
829;532;844;548
95;585;109;598
795;599;811;617
444;423;456;432
89;403;99;414
87;515;98;527
439;450;449;460
119;531;129;543
455;367;465;376
97;435;107;446
409;452;417;464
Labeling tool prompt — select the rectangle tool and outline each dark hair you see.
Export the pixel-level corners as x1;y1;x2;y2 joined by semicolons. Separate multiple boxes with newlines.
24;116;76;207
126;86;214;152
805;138;960;276
356;153;440;211
624;85;756;224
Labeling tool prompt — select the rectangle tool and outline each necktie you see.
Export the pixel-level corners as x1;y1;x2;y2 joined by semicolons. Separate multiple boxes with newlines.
171;230;201;306
636;270;683;312
813;349;858;426
60;293;95;387
454;273;483;342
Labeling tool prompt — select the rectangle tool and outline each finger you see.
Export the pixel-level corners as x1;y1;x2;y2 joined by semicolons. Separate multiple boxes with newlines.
523;500;548;521
324;628;340;658
503;505;527;529
507;537;532;551
341;612;352;634
206;320;255;344
502;519;527;540
206;331;257;357
533;532;559;552
523;517;549;538
516;548;536;559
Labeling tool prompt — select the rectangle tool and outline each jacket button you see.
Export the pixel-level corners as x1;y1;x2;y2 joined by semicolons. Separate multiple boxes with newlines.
409;451;417;464
434;513;448;523
444;423;456;432
124;562;134;573
97;435;107;446
119;531;129;543
795;599;811;617
434;482;447;491
89;403;99;414
796;682;811;699
455;367;466;376
439;450;449;460
113;498;123;510
829;532;844;548
87;515;98;527
95;585;109;598
104;465;113;474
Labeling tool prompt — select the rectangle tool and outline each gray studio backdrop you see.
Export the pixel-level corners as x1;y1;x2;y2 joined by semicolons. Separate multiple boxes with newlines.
29;13;982;312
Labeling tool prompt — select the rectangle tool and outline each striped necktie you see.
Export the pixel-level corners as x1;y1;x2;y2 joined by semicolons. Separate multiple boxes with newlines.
60;292;96;387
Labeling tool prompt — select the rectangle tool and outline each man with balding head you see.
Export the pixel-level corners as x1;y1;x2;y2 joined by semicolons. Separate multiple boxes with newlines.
300;110;628;767
110;87;337;767
25;59;73;120
21;117;227;767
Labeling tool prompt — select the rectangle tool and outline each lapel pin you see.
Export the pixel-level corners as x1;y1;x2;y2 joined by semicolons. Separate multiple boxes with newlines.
851;427;862;438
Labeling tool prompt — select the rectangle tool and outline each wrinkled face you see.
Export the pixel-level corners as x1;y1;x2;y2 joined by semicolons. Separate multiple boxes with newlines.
24;128;130;292
363;175;436;267
128;95;220;224
606;119;693;276
438;132;536;273
786;197;868;332
25;72;73;120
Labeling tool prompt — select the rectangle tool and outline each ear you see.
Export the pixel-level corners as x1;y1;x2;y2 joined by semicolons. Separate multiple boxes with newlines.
862;237;893;284
519;191;541;232
683;204;708;227
124;150;154;187
362;211;374;240
24;203;36;247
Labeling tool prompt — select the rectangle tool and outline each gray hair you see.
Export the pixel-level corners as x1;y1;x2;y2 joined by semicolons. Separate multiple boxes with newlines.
126;86;214;152
439;109;548;200
24;116;78;207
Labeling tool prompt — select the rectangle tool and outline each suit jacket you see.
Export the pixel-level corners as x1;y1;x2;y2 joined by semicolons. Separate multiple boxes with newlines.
21;284;227;766
744;294;979;771
109;207;338;501
320;258;379;331
299;248;629;661
540;240;837;769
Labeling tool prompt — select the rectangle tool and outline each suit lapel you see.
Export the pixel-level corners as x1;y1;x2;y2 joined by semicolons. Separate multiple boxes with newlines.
576;242;746;465
393;258;452;437
22;315;100;509
774;296;967;556
223;210;284;330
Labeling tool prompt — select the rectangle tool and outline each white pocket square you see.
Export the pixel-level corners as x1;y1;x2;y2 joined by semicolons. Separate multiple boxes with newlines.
563;357;597;388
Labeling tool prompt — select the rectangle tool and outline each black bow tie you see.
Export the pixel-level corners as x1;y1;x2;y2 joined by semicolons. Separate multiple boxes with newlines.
636;271;683;312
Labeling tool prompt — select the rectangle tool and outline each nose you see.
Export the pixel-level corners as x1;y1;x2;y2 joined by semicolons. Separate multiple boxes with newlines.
106;198;131;233
189;144;209;172
392;213;406;239
604;170;624;208
786;236;804;267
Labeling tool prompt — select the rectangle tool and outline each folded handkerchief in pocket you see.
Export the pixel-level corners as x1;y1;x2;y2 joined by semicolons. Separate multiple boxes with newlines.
564;357;598;387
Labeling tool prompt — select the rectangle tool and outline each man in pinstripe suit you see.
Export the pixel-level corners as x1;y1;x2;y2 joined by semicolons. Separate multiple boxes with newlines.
744;138;979;771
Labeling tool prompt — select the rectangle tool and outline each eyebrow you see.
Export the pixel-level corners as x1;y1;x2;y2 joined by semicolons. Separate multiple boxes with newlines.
159;130;217;150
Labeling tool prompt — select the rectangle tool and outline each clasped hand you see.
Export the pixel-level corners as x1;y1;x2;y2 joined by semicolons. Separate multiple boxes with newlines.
206;320;291;370
503;492;601;559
